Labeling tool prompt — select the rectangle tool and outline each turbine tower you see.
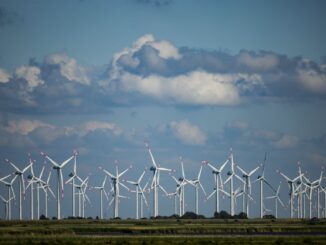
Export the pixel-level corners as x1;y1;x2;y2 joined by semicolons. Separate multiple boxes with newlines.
146;143;172;217
204;157;228;214
253;154;275;219
100;162;131;218
93;175;109;219
278;169;302;218
236;164;259;217
40;151;74;219
40;169;55;218
0;175;17;220
0;194;14;220
27;157;46;220
126;170;148;219
224;150;243;216
6;157;32;220
266;182;284;218
189;165;206;215
65;150;78;217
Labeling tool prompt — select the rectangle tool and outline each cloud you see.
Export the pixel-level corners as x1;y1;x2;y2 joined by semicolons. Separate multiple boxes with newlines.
77;121;123;137
118;71;259;105
169;120;207;145
297;67;326;94
271;134;299;149
1;119;53;135
45;53;91;85
0;68;10;83
1;34;326;114
221;121;300;150
15;66;44;91
237;51;279;71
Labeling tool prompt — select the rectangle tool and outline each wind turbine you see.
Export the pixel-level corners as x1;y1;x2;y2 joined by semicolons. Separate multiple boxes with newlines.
93;175;109;219
278;169;302;218
224;150;244;216
175;157;192;216
0;175;17;220
204;157;228;214
100;161;131;218
170;174;186;216
6;157;32;220
188;165;206;215
266;182;284;218
40;169;56;218
236;164;259;217
40;151;74;219
146;143;172;217
27;157;46;220
65;150;78;217
126;170;148;219
0;194;14;220
303;170;323;218
253;154;275;219
320;185;326;219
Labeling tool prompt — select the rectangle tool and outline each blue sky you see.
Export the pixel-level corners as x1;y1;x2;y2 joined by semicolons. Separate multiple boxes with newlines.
0;0;325;219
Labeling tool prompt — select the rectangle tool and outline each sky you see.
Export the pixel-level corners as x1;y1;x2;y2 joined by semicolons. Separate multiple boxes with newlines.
0;0;326;219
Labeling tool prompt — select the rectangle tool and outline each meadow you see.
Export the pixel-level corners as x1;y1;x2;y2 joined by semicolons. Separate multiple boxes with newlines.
0;218;325;244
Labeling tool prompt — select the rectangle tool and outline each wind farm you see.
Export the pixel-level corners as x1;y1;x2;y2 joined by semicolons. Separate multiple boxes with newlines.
0;0;325;244
0;144;325;222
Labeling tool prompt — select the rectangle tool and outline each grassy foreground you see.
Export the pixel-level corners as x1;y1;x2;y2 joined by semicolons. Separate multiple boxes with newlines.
0;218;325;244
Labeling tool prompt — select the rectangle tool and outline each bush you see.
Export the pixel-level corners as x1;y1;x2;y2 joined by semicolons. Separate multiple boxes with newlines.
39;214;48;220
263;214;275;219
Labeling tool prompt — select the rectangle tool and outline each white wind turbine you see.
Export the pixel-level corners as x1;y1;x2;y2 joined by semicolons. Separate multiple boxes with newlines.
0;175;17;220
320;185;326;218
303;171;323;218
266;182;284;218
0;194;14;220
93;175;109;219
6;158;32;220
74;175;90;218
100;162;131;218
236;164;259;217
40;169;56;218
140;180;150;218
204;158;228;214
27;157;46;220
40;151;74;219
278;169;302;218
171;174;186;216
126;170;148;219
174;157;192;216
253;154;275;219
224;151;244;216
146;143;172;217
188;165;206;215
65;150;78;217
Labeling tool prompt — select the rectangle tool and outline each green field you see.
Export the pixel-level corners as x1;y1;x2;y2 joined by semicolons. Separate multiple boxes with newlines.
0;219;325;244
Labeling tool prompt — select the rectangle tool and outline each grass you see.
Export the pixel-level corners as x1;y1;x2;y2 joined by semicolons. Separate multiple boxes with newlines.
0;219;325;244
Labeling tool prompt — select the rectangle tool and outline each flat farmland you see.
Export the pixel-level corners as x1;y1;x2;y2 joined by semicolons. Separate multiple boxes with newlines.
0;219;325;244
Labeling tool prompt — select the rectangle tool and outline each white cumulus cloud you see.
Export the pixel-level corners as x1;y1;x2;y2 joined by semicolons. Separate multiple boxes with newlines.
119;71;261;105
0;68;11;83
15;66;44;91
45;53;90;85
298;68;326;94
169;120;207;145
